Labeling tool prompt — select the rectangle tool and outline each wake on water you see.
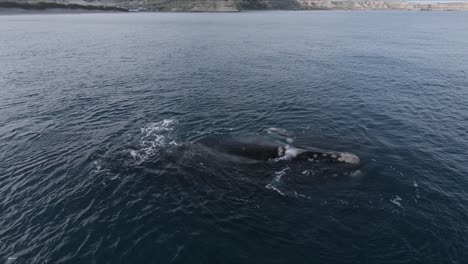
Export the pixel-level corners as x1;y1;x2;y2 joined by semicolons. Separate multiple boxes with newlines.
265;167;290;196
129;119;179;164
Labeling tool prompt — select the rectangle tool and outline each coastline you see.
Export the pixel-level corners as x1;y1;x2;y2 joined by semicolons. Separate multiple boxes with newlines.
0;8;126;14
0;2;128;14
1;0;468;13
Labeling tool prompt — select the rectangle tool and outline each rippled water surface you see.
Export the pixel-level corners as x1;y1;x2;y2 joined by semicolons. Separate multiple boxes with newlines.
1;11;468;263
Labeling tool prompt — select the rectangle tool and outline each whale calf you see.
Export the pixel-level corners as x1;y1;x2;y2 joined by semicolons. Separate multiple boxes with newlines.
196;135;360;165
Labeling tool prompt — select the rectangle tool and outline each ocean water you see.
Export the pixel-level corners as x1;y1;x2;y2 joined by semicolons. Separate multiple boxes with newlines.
1;11;468;263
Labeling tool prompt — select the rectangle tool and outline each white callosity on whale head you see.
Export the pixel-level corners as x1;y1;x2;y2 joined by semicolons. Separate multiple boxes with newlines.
338;152;360;164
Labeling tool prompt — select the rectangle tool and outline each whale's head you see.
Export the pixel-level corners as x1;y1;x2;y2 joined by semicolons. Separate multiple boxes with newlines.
292;148;361;166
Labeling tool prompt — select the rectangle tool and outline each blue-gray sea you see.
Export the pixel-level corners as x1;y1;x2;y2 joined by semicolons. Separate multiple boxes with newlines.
1;11;468;264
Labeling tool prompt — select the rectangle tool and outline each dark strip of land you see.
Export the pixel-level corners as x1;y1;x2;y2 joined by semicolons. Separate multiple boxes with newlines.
0;1;127;12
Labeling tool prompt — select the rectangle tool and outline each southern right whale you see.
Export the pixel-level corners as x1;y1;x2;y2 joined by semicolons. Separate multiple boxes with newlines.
195;134;360;165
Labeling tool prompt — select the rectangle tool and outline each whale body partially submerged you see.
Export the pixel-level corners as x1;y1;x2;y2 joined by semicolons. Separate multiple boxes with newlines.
195;135;360;165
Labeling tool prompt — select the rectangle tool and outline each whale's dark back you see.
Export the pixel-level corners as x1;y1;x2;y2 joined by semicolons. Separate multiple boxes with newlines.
196;135;280;161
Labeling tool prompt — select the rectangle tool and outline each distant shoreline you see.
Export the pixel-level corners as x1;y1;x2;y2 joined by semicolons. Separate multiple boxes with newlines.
1;1;468;14
0;2;128;14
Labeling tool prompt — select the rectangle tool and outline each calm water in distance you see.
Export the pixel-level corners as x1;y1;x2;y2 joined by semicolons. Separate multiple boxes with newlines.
1;11;468;264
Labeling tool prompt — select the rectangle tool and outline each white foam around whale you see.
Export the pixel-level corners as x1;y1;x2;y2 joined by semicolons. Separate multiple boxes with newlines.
130;119;178;164
265;167;289;196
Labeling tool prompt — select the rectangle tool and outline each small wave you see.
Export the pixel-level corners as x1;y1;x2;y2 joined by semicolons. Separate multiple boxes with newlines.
6;257;17;264
349;170;362;178
265;127;291;137
265;167;315;200
141;119;178;137
265;167;289;196
92;160;102;173
413;180;421;201
293;191;311;199
130;119;178;164
390;195;403;208
265;127;294;144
